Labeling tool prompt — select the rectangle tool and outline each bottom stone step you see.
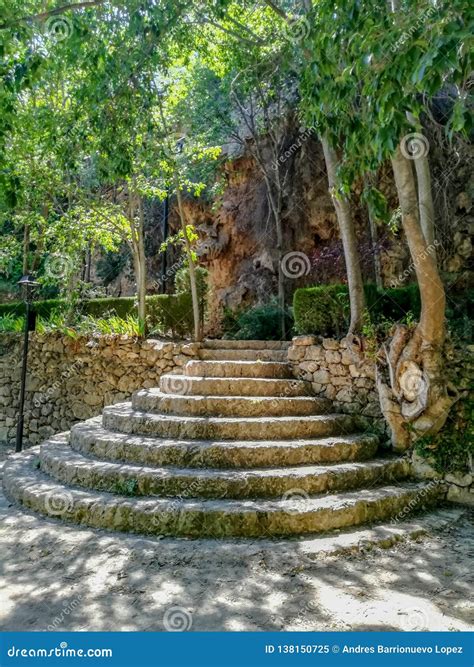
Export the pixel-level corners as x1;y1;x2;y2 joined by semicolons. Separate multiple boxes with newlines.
3;449;445;538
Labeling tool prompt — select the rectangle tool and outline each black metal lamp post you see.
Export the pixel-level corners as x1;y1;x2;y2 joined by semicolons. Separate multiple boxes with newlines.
15;275;39;453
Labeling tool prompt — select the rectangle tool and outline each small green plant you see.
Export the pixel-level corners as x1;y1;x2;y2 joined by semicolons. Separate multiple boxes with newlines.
230;301;294;341
78;314;142;336
111;478;139;496
0;314;24;332
414;396;474;474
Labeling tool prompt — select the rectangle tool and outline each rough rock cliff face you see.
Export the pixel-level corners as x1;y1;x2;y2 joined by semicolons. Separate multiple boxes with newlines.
102;132;472;332
176;137;404;330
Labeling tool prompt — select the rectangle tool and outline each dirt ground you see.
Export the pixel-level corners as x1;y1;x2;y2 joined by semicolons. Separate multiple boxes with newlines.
0;446;472;633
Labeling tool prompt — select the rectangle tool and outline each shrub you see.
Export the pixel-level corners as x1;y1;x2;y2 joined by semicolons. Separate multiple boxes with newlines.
0;314;24;332
293;283;421;336
82;297;136;319
0;298;67;319
379;284;421;321
231;302;294;340
174;266;208;300
147;293;194;338
293;284;351;336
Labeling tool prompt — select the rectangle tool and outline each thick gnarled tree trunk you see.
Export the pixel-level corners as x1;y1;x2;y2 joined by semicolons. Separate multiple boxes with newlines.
376;146;454;451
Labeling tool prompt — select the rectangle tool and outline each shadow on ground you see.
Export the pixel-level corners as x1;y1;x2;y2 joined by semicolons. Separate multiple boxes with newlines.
0;462;472;633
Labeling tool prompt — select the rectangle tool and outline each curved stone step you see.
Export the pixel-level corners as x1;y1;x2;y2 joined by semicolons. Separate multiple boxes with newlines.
70;419;379;469
203;340;290;350
41;439;410;499
199;349;288;362
185;360;292;379
159;375;312;397
3;449;444;538
132;389;331;417
102;403;358;440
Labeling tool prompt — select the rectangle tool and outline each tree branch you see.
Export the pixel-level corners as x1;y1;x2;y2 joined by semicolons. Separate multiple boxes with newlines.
1;0;107;27
262;0;289;21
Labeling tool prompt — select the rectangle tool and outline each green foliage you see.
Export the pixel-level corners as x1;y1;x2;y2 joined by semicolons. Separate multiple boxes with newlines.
0;298;67;319
381;285;421;321
82;298;136;320
147;293;194;338
77;314;142;337
0;313;24;332
294;285;351;337
174;266;208;299
294;284;421;336
229;302;294;341
414;396;474;474
111;478;139;497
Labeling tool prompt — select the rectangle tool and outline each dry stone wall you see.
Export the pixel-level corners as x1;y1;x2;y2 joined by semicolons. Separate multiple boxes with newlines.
288;334;384;427
0;334;199;446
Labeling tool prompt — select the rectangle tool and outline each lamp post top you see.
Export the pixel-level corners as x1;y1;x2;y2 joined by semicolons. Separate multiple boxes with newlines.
18;275;40;287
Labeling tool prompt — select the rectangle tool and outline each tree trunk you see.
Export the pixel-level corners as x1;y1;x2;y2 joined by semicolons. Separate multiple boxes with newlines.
321;136;365;333
175;182;201;341
365;176;383;289
414;153;436;253
22;225;30;275
265;180;286;340
376;146;453;451
137;199;147;335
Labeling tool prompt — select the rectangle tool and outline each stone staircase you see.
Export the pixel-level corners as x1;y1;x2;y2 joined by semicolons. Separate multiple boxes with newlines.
2;340;443;538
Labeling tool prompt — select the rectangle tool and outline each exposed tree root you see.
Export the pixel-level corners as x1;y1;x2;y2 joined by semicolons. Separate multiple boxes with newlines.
376;324;458;452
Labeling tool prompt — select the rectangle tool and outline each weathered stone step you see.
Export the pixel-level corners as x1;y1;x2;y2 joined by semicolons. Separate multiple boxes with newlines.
132;389;331;417
199;348;288;362
3;449;444;537
185;360;293;379
70;419;379;468
41;439;410;499
102;403;358;440
159;375;312;397
203;339;290;350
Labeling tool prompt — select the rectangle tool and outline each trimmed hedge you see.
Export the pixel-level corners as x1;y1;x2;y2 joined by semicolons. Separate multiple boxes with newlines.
0;298;67;319
293;284;421;336
381;284;421;320
83;297;136;319
0;294;196;337
231;303;294;341
147;293;194;337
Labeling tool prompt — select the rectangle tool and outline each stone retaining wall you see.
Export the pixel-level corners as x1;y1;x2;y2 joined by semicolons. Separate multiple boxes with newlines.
288;334;384;427
0;334;198;446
